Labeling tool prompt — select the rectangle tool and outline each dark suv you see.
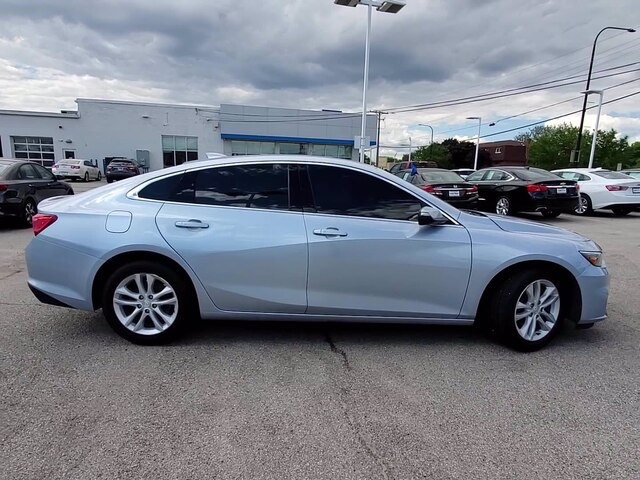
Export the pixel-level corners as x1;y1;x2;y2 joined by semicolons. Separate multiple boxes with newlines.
105;159;141;183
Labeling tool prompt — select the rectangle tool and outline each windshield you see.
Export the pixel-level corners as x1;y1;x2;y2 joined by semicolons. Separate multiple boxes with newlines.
594;170;634;180
418;170;465;182
511;168;556;181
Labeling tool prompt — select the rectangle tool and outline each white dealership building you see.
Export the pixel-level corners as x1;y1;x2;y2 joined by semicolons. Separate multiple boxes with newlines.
0;98;377;172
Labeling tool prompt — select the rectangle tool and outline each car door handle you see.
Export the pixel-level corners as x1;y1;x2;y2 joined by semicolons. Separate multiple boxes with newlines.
175;219;209;229
313;227;348;237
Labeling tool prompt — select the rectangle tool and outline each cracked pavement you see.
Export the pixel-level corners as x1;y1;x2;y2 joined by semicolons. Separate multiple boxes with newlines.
1;210;639;479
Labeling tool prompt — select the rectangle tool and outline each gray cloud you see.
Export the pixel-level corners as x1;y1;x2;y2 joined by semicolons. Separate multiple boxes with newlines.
0;0;638;144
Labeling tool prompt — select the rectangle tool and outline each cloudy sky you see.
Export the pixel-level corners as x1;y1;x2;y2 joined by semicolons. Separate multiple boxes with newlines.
0;0;638;157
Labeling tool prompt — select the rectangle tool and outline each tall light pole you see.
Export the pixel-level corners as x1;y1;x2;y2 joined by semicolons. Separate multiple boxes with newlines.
467;116;481;170
418;124;434;160
573;26;635;164
333;0;406;162
583;89;604;169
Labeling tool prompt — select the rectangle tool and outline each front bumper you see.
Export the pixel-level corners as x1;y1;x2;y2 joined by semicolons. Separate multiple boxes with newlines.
576;265;609;324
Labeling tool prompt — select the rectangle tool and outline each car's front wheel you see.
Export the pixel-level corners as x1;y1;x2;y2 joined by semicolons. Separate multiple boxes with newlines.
490;269;564;351
102;261;192;345
84;172;90;182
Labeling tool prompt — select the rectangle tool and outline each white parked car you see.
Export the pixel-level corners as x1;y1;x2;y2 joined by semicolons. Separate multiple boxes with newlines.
451;168;476;179
552;168;640;216
52;159;102;182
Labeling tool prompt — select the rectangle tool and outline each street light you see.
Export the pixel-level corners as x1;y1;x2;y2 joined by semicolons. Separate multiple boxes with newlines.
573;26;635;163
417;124;434;159
334;0;406;162
582;89;604;169
466;116;481;170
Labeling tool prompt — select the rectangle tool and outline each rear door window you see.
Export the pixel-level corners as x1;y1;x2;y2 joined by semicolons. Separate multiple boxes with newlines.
194;164;289;210
17;164;40;180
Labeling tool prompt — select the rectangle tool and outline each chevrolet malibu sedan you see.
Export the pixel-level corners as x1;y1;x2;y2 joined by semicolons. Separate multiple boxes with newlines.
25;156;609;351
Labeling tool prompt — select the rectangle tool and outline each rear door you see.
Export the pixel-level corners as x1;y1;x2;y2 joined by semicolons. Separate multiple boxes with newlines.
16;164;48;203
153;163;308;313
302;164;472;319
32;164;69;198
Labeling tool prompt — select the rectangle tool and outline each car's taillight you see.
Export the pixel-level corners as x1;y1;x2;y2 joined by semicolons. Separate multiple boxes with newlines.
527;184;549;193
0;184;7;192
32;214;58;236
127;166;137;172
71;165;81;169
575;184;580;192
420;185;436;193
605;185;628;191
465;186;478;193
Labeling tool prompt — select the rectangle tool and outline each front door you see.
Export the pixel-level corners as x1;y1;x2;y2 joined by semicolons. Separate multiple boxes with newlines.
154;163;308;313
302;165;472;318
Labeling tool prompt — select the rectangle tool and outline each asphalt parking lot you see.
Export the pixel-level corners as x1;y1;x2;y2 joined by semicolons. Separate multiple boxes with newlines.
1;184;639;479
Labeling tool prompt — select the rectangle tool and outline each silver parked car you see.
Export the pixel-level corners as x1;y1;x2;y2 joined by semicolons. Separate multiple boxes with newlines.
25;156;609;351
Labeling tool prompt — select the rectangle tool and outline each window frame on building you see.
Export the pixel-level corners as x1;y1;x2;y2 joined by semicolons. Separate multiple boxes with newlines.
162;135;198;168
11;136;55;167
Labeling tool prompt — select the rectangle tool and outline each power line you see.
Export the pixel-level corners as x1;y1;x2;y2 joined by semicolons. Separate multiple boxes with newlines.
386;66;640;114
480;91;640;139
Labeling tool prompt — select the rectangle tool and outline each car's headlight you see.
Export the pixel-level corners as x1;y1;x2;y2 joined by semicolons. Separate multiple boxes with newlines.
580;251;605;267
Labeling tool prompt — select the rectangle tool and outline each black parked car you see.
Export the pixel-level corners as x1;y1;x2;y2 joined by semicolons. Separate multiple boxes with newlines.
465;166;579;217
105;158;141;183
394;168;479;209
388;160;438;175
0;159;73;226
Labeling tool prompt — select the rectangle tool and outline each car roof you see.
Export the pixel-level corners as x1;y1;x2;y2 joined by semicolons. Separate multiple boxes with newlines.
0;159;40;166
552;167;606;172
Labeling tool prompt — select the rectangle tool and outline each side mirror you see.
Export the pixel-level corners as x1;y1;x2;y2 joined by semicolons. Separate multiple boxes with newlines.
418;206;448;226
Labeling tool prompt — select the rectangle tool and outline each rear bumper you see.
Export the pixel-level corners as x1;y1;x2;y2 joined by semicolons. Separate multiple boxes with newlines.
529;196;578;213
28;283;75;308
446;196;479;209
0;202;21;218
106;172;138;180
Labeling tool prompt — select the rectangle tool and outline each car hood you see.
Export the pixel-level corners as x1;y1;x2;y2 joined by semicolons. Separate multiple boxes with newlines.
485;213;590;243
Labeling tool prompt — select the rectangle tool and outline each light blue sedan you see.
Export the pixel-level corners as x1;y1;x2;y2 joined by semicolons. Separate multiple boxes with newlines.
25;156;609;351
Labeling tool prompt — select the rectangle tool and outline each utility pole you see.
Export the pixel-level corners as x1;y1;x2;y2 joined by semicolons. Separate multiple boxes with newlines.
372;110;388;167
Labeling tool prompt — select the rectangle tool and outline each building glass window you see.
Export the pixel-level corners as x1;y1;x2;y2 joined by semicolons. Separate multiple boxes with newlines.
231;140;276;156
162;135;198;168
11;136;55;166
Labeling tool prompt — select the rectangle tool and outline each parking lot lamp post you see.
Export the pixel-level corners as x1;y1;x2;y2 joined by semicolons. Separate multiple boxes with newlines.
418;124;434;160
583;89;604;169
466;117;481;170
573;26;635;164
333;0;406;162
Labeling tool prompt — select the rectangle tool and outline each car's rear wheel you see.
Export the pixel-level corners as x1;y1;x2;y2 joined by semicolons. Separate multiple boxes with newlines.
490;269;564;351
84;172;89;182
22;199;36;226
495;196;513;216
611;207;631;216
102;261;192;345
541;209;561;218
574;194;592;215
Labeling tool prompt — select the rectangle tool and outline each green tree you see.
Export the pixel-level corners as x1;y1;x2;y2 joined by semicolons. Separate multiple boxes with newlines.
515;123;636;170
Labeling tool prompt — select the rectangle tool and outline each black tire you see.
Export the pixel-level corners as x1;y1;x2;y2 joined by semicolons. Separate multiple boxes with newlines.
489;268;565;351
97;171;102;181
541;210;561;218
22;198;37;227
106;178;113;184
102;261;194;345
574;194;593;216
84;172;89;182
495;196;514;216
611;207;631;216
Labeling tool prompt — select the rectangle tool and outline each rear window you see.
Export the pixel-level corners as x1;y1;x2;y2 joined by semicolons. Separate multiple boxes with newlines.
61;160;81;165
593;170;634;180
418;170;464;182
511;168;555;181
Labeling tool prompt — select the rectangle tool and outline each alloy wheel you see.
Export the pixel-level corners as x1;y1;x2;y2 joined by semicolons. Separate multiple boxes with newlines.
24;201;36;225
496;197;510;215
575;197;588;215
514;279;560;342
113;273;178;335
